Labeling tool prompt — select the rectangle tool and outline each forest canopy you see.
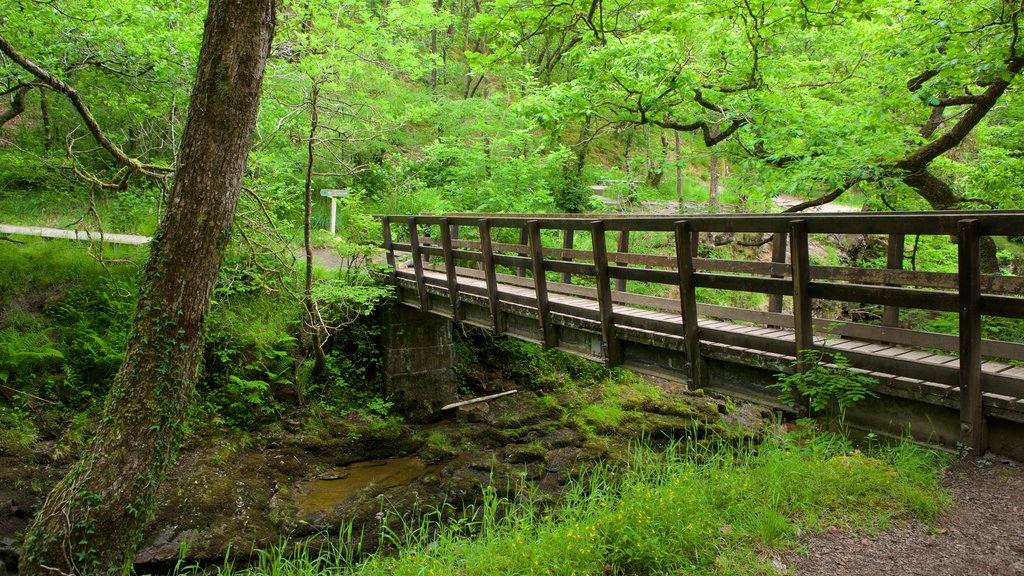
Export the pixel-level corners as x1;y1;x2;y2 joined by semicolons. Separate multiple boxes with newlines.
1;0;1022;218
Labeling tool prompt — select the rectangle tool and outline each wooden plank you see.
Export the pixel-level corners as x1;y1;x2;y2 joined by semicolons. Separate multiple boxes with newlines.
959;218;987;453
769;233;787;314
561;229;574;284
548;300;601;322
616;230;630;292
884;233;904;326
517;226;529;277
607;266;677;285
440;217;461;320
478;219;503;333
702;259;789;276
811;282;959;312
545;259;597;277
675;220;705;388
407;217;430;311
528;220;557;349
809;264;1024;295
492;253;534;270
695;273;792;295
981;294;1024;319
591;220;622;366
613;312;684;336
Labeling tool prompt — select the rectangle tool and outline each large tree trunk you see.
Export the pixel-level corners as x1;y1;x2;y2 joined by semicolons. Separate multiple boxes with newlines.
19;1;275;573
901;166;1000;273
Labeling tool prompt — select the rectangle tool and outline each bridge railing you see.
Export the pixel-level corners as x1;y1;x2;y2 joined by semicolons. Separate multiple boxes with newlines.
380;211;1024;450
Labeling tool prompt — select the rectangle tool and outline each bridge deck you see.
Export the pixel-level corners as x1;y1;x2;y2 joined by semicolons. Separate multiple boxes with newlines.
379;211;1024;453
394;266;1024;423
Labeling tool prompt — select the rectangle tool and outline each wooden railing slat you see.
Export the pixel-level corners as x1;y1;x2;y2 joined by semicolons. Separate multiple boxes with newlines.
440;217;460;320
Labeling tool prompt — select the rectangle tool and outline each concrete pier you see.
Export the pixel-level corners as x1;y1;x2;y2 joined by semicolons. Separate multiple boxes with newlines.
382;305;457;422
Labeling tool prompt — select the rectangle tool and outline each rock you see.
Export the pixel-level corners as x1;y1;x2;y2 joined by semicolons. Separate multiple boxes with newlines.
505;444;547;464
537;428;581;449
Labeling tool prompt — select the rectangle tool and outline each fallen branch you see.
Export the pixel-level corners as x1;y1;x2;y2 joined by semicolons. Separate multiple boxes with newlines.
442;389;519;410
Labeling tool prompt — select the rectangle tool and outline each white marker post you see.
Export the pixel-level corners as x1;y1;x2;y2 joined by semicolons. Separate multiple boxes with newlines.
320;189;349;234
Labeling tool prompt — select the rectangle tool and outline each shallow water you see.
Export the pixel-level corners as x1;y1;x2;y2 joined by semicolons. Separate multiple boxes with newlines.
293;456;440;516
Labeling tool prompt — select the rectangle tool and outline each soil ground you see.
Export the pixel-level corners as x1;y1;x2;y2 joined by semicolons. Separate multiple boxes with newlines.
785;455;1024;575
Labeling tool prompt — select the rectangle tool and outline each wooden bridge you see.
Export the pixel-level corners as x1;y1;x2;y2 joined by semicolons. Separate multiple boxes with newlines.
378;211;1024;456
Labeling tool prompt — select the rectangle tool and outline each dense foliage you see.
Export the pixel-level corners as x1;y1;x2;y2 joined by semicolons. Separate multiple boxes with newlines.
2;0;1022;222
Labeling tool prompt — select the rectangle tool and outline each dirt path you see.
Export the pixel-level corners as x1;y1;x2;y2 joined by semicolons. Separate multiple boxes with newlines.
785;456;1024;575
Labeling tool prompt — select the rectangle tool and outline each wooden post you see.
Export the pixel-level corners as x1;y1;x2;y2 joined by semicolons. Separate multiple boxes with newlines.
675;221;705;389
479;218;503;333
789;220;813;372
440;217;460;321
382;216;396;282
958;218;987;454
517;226;529;277
407;217;429;312
768;233;788;314
528;220;557;349
561;229;574;284
883;233;905;327
615;230;630;292
591;220;622;366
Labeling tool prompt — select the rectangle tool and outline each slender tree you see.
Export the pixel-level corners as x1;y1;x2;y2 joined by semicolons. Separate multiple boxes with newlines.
19;0;275;572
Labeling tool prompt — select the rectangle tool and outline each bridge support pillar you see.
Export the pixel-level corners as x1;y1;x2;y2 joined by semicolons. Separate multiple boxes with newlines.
382;304;457;423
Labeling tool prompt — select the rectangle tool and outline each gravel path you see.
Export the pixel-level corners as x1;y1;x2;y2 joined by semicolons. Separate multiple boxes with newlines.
785;456;1024;575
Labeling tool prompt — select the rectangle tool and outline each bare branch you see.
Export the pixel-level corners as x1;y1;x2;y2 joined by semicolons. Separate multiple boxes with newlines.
0;33;172;179
781;176;862;213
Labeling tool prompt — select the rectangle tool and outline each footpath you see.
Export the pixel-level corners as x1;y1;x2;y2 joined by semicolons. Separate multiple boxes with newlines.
0;224;151;245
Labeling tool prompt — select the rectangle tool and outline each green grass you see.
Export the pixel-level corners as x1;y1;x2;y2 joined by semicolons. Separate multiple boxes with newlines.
176;431;951;576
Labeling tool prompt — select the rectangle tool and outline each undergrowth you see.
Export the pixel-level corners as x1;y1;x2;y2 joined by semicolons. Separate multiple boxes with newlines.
173;431;951;576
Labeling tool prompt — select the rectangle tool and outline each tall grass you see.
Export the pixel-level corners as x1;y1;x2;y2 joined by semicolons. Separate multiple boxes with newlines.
177;430;950;576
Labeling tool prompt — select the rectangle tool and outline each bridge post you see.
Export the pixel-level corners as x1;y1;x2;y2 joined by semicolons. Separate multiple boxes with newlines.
383;305;458;423
958;218;987;454
528;220;557;349
675;221;706;389
591;220;623;366
407;217;430;312
790;220;814;415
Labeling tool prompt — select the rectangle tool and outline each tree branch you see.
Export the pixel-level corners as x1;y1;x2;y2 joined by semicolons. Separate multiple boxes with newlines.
0;84;32;129
898;55;1024;169
0;33;172;178
781;176;862;213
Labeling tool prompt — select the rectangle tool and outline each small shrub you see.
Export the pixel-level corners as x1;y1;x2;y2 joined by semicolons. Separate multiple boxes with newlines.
771;349;878;426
